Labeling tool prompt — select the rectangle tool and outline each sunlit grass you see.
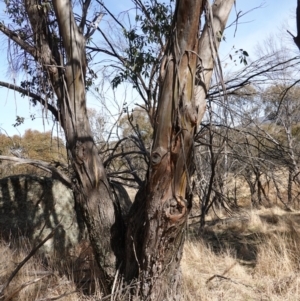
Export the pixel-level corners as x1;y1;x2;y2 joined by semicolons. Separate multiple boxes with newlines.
1;207;300;300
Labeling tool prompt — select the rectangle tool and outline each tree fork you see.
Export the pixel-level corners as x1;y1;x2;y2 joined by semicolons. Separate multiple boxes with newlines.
126;0;204;299
125;0;235;299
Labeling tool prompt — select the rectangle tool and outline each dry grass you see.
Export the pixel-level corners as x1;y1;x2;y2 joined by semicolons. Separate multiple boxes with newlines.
1;207;300;300
0;238;102;301
183;207;300;300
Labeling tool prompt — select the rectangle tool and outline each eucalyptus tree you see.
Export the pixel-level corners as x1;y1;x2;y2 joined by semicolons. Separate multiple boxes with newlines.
0;0;235;299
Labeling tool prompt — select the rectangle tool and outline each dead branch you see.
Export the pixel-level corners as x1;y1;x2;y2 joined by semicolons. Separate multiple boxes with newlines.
3;275;52;301
36;290;77;301
206;274;255;291
0;81;59;121
0;156;71;188
0;226;59;299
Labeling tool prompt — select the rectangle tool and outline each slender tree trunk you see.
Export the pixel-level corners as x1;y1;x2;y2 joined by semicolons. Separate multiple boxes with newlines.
52;1;124;294
288;166;293;204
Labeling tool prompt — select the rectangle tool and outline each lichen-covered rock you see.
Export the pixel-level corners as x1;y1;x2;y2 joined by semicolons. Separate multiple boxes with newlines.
0;175;133;260
0;175;84;257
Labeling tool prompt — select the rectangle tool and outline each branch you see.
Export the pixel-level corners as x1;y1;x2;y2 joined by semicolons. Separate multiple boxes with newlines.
36;290;77;301
0;226;59;299
86;45;117;57
0;81;59;121
79;0;92;33
85;13;106;39
132;0;164;48
206;274;256;291
209;56;300;98
52;0;84;67
0;156;71;188
0;23;37;59
124;155;143;186
195;0;235;126
290;0;300;50
96;0;126;30
103;150;147;168
23;1;65;103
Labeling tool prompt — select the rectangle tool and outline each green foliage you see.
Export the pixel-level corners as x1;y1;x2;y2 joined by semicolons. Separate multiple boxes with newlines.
111;0;174;89
136;1;173;43
4;0;27;26
229;48;249;66
12;116;25;127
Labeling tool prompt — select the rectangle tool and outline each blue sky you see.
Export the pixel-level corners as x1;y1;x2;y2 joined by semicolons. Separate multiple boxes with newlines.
220;1;296;56
0;0;297;137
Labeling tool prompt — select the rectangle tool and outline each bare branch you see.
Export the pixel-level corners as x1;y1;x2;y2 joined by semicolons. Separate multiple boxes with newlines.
0;81;59;121
0;156;71;188
79;0;92;33
0;22;37;58
85;13;106;39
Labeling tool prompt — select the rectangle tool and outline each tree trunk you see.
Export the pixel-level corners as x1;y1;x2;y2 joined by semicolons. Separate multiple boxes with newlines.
126;0;234;299
51;1;124;294
16;1;125;293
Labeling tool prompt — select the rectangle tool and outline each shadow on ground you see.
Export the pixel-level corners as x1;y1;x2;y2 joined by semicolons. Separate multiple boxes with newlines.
189;210;300;267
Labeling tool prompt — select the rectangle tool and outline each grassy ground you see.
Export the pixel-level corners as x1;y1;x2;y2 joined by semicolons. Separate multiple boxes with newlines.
184;207;300;300
1;207;300;300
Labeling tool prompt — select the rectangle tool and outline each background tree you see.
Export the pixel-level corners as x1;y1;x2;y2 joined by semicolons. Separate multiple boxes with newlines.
0;129;66;177
192;28;300;225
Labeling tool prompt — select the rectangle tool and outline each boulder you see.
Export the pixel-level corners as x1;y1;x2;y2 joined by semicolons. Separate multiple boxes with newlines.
0;175;132;258
0;175;83;257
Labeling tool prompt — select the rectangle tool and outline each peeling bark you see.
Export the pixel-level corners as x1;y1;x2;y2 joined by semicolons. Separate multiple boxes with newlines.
52;1;124;294
126;0;235;299
126;0;204;299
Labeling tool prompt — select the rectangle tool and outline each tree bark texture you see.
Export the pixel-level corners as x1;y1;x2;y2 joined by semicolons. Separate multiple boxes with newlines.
51;1;124;294
126;0;235;299
0;0;128;295
22;0;125;294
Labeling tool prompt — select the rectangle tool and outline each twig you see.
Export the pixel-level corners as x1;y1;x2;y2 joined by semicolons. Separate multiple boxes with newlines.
36;290;77;301
111;263;122;301
100;281;140;301
206;274;255;291
3;275;51;301
131;236;141;273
